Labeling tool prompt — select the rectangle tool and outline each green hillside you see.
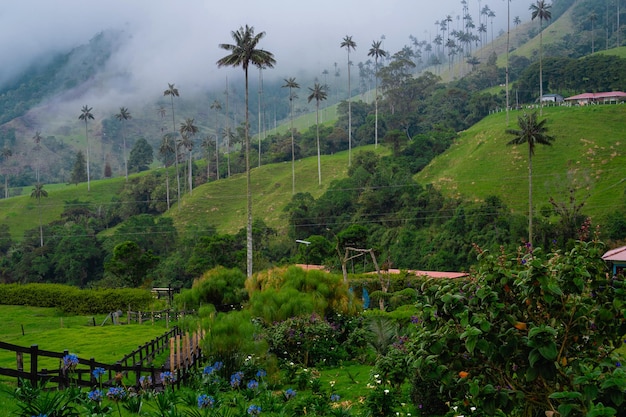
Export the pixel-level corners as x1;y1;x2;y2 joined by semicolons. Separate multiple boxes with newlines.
416;105;626;220
0;146;391;241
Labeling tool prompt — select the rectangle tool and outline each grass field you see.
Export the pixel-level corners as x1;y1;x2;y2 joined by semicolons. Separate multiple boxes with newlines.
0;306;170;384
416;104;626;220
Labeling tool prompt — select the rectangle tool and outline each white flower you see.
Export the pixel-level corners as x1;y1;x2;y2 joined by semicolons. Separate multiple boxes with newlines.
374;374;380;378
384;389;390;394
471;407;476;411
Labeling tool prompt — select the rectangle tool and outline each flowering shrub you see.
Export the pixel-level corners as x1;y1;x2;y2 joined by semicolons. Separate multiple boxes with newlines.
160;371;176;386
230;371;245;389
284;388;297;400
197;393;215;409
88;389;103;403
106;386;126;402
62;353;79;370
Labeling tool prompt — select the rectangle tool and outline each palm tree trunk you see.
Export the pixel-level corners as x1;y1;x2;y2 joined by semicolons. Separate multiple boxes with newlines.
347;53;352;166
290;94;295;194
122;124;128;181
165;167;170;210
188;150;193;195
316;101;321;186
171;97;181;210
375;57;379;148
539;24;544;116
506;0;510;125
85;121;91;192
245;68;253;278
38;199;43;247
215;114;220;180
528;148;533;245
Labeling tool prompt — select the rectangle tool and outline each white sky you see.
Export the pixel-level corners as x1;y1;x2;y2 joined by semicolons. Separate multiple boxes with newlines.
0;0;533;108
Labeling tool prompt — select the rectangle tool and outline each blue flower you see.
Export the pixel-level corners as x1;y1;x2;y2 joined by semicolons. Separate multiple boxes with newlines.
256;369;266;378
88;389;103;402
139;375;152;389
247;379;259;390
106;386;126;401
330;394;341;402
284;388;297;400
247;404;261;416
213;361;224;371
160;371;176;385
230;371;244;388
62;354;79;370
197;394;215;409
203;365;215;375
92;367;106;380
617;362;622;367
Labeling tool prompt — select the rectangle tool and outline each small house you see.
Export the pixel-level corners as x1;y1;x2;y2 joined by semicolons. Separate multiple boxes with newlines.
602;246;626;276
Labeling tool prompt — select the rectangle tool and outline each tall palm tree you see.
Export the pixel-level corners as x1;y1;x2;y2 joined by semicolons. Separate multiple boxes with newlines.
514;16;521;26
201;135;214;181
32;131;43;183
78;105;94;191
590;12;598;53
114;107;132;181
210;99;222;180
31;183;48;247
368;40;388;149
179;118;198;195
163;83;181;208
505;0;511;125
0;147;12;199
530;0;552;116
217;25;276;278
340;35;357;166
307;83;328;186
506;112;555;246
282;77;300;194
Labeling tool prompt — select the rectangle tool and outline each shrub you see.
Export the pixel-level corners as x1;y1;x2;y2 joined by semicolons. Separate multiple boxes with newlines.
0;284;153;314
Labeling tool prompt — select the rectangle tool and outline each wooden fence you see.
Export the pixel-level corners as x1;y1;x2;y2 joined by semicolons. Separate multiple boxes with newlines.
0;325;204;391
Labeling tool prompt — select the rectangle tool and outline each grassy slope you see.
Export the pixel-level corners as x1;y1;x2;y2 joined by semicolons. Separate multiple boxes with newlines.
416;105;626;219
0;177;127;240
169;145;387;237
0;144;388;241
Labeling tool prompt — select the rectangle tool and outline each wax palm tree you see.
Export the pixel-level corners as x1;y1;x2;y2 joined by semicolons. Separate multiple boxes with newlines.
506;112;555;246
78;105;94;191
32;131;43;183
31;183;48;247
530;0;552;116
514;16;521;26
217;24;276;278
307;83;328;186
505;0;511;125
368;40;387;148
201;135;214;181
221;126;235;177
179;118;198;195
210;99;222;180
282;77;300;194
590;12;598;53
114;107;132;181
163;83;181;208
159;134;176;210
340;35;357;166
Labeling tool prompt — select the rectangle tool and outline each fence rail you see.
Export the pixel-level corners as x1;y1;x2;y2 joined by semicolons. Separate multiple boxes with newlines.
0;325;203;391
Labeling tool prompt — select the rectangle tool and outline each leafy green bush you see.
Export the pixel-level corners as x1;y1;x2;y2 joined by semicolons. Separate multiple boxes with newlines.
0;283;153;314
175;266;248;310
407;239;626;416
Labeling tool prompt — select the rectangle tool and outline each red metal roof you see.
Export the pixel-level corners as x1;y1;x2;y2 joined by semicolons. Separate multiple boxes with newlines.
602;246;626;262
565;91;626;101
